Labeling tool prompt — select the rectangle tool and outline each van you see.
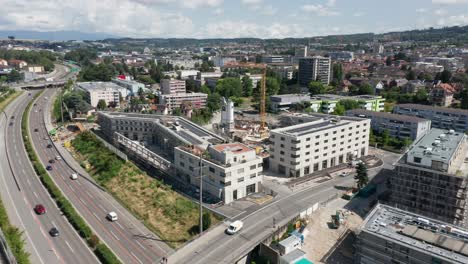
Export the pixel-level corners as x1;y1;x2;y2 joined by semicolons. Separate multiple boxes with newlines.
107;212;118;222
226;220;243;235
70;173;78;180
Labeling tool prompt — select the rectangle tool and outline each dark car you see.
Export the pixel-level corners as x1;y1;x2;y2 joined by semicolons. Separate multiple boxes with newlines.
34;204;46;215
47;144;52;148
46;165;53;171
9;122;13;126
34;128;39;132
49;159;55;164
10;116;14;119
49;227;59;237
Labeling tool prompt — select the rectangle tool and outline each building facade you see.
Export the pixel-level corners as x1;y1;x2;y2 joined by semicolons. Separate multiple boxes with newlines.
393;104;468;132
355;204;468;264
390;128;468;226
161;93;207;113
346;109;431;140
314;94;386;113
298;56;331;86
269;114;370;177
112;78;145;95
174;143;263;204
75;82;128;108
161;79;186;95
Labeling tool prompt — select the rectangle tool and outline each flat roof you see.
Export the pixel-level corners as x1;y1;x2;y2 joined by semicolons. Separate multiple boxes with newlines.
77;82;126;91
395;104;468;116
406;128;467;175
314;94;384;102
361;204;468;263
211;143;252;154
346;109;430;123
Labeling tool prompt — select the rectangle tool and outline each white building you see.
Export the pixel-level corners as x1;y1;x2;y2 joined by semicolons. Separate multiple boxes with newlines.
161;79;186;95
174;143;263;204
269;114;370;177
161;93;207;112
178;70;199;80
112;78;145;95
76;82;128;108
262;55;284;64
211;56;236;67
298;56;331;86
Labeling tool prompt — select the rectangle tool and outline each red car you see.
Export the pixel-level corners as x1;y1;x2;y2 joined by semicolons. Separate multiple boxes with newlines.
34;204;46;215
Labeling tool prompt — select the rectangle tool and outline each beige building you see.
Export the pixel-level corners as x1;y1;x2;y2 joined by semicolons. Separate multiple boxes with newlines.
26;65;44;73
269;114;370;177
76;82;128;108
161;79;186;95
175;143;263;204
161;92;207;113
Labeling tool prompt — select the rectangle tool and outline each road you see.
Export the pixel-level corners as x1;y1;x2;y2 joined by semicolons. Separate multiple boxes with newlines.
0;91;97;264
29;88;173;264
170;153;398;264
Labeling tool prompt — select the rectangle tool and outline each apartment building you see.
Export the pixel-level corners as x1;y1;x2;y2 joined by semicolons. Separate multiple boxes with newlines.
175;143;263;204
314;94;386;113
298;56;331;86
270;65;294;80
346;109;431;140
393;104;468;132
262;55;284;64
390;128;468;226
269;114;370;177
327;51;354;62
270;94;321;113
75;82;128;108
161;79;186;95
355;204;468;264
161;93;207;112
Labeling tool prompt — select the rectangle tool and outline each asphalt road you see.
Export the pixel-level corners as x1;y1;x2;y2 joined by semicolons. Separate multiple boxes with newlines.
29;88;173;264
0;91;97;264
170;154;398;264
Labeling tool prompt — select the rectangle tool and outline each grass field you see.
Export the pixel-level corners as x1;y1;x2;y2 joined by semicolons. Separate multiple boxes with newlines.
71;131;220;248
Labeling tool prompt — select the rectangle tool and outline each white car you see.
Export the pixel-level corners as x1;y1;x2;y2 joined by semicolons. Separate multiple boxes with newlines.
226;220;243;235
107;212;118;222
55;156;62;160
339;172;349;177
70;173;78;180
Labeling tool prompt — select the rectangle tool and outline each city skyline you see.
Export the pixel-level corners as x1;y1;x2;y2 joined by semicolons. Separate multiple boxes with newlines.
1;0;468;39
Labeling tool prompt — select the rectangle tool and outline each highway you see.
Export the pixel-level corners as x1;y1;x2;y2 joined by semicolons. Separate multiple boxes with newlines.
29;88;173;263
170;156;397;264
0;91;97;264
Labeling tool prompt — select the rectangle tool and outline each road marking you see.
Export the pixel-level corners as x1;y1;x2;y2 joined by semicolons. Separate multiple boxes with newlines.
130;252;143;264
116;222;124;230
98;204;105;211
92;212;100;220
65;240;75;254
110;230;120;241
79;197;85;204
136;240;146;250
86;190;93;198
33;191;38;199
69;185;75;192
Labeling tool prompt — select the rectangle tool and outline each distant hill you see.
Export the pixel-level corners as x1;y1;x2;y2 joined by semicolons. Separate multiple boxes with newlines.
0;30;118;41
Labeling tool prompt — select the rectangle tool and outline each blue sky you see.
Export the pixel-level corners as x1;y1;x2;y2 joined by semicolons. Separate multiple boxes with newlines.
1;0;468;38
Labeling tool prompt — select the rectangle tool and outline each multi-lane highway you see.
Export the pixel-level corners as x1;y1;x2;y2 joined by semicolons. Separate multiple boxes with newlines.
29;88;173;263
170;156;397;264
0;91;98;264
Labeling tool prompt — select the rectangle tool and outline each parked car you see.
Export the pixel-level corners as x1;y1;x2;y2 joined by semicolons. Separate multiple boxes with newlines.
46;165;52;171
106;212;118;222
34;204;46;215
55;156;62;161
47;144;52;148
226;220;243;235
340;172;349;177
49;159;55;164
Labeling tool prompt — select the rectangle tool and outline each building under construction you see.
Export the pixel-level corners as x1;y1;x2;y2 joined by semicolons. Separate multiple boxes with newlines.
390;128;468;227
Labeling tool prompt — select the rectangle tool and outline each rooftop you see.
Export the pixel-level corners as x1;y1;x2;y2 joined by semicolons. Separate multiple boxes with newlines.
346;109;430;123
211;143;252;154
395;104;468;116
77;82;126;91
361;204;468;263
405;128;467;176
313;94;384;102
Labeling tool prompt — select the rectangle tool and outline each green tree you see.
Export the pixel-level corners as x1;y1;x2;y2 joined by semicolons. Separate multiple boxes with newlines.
385;56;392;66
332;63;343;82
355;163;369;190
358;83;374;95
406;70;416;80
266;77;280;96
460;89;468;109
436;70;452;83
381;129;390;146
186;79;198;92
97;100;107;110
200;85;211;95
333;103;346;116
215;78;243;98
7;69;23;82
79;63;114;82
340;99;361;110
241;76;253;97
308;81;325;95
206;92;221;112
413;89;428;104
202;212;212;231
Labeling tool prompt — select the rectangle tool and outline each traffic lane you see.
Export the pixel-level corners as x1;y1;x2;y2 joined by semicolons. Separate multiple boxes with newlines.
38;89;171;256
8;92;96;264
1;92;61;264
29;98;158;264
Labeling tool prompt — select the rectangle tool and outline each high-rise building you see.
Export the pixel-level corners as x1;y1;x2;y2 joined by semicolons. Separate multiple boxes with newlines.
295;46;308;58
298;56;331;86
355;204;468;264
161;79;186;95
390;128;468;226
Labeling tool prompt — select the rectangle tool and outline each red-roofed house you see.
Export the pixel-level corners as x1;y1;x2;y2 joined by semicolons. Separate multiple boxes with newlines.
430;83;455;107
8;59;27;69
0;59;7;66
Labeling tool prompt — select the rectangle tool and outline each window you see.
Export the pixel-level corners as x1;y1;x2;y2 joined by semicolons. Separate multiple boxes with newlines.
305;152;310;155
280;151;285;155
306;145;311;148
280;137;285;141
332;137;336;141
237;168;244;173
315;135;320;139
209;167;215;173
250;173;256;179
332;144;336;147
306;138;311;141
333;131;337;134
238;177;244;183
315;142;319;146
280;158;284;162
189;166;194;171
220;172;226;177
250;165;256;170
225;181;231;186
324;140;329;143
315;149;319;152
413;157;422;163
305;159;310;162
325;133;329;136
341;129;345;132
324;146;328;150
314;156;319;159
258;163;263;168
280;144;285;148
341;135;344;138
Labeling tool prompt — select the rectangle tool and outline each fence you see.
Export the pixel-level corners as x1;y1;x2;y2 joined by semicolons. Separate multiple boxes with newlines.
0;228;16;264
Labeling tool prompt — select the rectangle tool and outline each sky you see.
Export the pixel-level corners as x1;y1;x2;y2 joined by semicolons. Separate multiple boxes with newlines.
0;0;468;39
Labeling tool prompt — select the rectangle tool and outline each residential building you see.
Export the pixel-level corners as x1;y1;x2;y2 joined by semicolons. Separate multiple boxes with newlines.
75;82;128;108
393;104;468;132
294;46;308;58
112;78;145;95
244;73;263;88
430;83;455;107
177;70;199;80
269;114;370;177
298;56;331;86
196;71;224;86
355;204;468;264
8;59;27;69
327;51;354;62
0;59;7;66
161;79;186;95
390;128;468;226
314;94;386;113
174;143;263;204
211;56;236;67
374;44;384;54
161;92;207;113
346;109;431;140
0;65;13;74
269;94;320;113
26;65;44;73
270;65;294;80
401;80;426;94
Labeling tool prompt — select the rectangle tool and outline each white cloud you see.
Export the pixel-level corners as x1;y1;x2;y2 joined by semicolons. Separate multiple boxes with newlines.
416;8;428;13
432;0;468;4
181;0;223;9
437;14;468;26
241;0;263;4
202;20;305;38
261;5;278;16
434;9;448;15
327;0;336;7
302;4;340;16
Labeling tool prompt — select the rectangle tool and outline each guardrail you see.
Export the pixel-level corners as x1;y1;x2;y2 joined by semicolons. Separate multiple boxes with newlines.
0;228;16;264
